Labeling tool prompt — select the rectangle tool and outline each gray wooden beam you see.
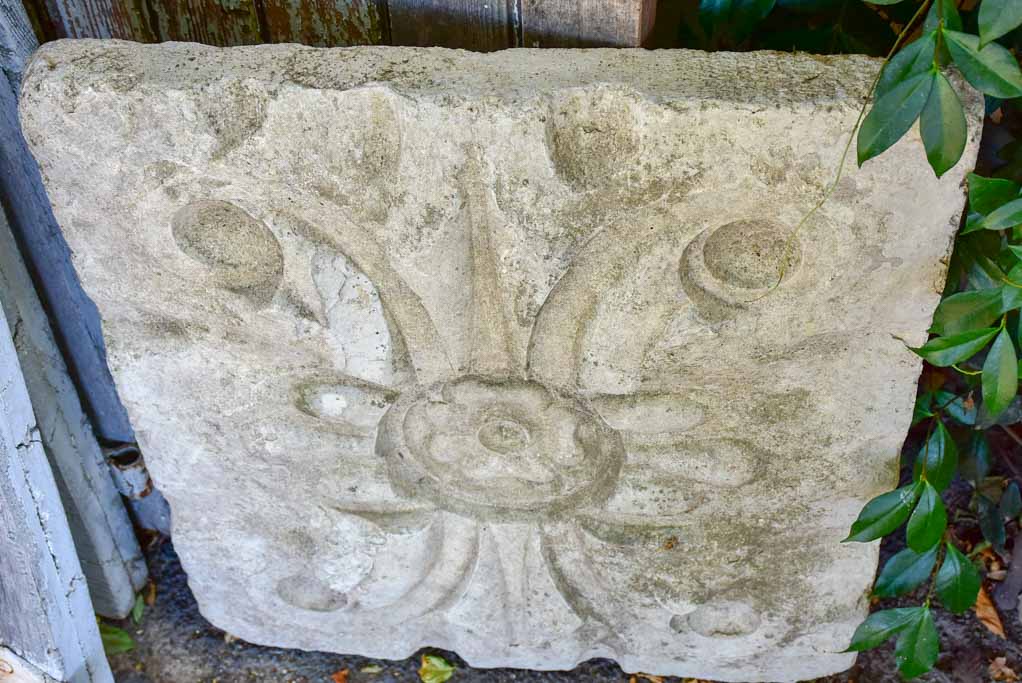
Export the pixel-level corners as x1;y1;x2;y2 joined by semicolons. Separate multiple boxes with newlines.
0;287;114;683
0;207;148;618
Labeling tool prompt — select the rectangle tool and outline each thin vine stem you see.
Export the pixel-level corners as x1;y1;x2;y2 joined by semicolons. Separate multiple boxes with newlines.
747;0;935;303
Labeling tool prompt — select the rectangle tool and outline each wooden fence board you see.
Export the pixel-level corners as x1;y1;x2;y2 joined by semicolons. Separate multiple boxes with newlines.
261;0;386;45
147;0;262;45
0;266;114;683
0;205;148;619
521;0;656;47
388;0;516;51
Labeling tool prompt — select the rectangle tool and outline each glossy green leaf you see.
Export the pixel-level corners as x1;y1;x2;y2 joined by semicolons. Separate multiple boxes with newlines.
979;0;1022;48
913;419;959;492
99;622;134;655
982;327;1018;419
978;197;1022;231
968;174;1021;215
979;494;1008;551
936;390;978;425
876;32;938;101
846;607;920;651
930;288;1004;335
923;0;963;32
1002;481;1022;518
874;546;940;597
921;72;968;177
844;482;923;543
1008;244;1022;261
1002;284;1022;312
935;542;982;613
858;72;935;166
907;482;948;551
911;327;999;366
894;607;939;678
944;30;1022;99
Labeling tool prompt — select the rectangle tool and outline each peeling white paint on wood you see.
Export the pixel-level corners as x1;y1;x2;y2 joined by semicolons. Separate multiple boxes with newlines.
0;230;114;681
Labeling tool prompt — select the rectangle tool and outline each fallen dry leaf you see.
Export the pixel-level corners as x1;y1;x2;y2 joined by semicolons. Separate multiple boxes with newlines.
990;657;1020;681
633;675;664;683
143;580;157;606
330;669;349;683
990;569;1009;581
975;585;1007;638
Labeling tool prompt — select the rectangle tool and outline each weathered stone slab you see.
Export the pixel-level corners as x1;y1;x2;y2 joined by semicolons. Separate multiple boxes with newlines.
20;40;980;681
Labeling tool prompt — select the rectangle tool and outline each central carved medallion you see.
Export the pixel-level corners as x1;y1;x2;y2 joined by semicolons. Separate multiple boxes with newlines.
376;377;625;518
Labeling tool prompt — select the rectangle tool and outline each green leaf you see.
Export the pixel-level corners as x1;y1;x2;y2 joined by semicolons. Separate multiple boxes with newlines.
923;0;963;32
979;494;1008;551
911;327;999;366
894;607;939;678
876;32;939;101
1002;284;1022;312
913;392;935;425
907;481;948;551
131;594;144;624
982;327;1018;419
935;542;982;613
968;174;1021;216
979;0;1022;48
99;622;135;655
913;419;959;492
874;546;940;597
944;30;1022;99
921;72;968;177
935;390;978;425
858;72;935;166
844;482;923;543
961;431;992;481
1002;481;1022;518
978;197;1022;231
419;654;456;683
846;607;921;651
930;288;1004;335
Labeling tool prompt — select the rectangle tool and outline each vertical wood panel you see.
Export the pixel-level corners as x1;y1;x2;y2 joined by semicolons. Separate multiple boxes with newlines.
261;0;386;45
521;0;657;47
388;0;516;51
148;0;262;44
0;267;114;683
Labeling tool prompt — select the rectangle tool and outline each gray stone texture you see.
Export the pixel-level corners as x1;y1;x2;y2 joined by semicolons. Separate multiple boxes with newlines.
20;40;981;682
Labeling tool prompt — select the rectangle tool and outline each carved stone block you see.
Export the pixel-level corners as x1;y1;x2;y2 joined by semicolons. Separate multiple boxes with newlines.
20;40;981;681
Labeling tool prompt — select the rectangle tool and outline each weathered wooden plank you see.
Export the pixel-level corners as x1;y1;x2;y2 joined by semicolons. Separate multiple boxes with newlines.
27;0;147;40
0;646;53;683
0;200;148;618
0;2;38;87
0;270;114;683
521;0;656;47
33;0;261;44
147;0;262;45
261;0;386;45
388;0;515;51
